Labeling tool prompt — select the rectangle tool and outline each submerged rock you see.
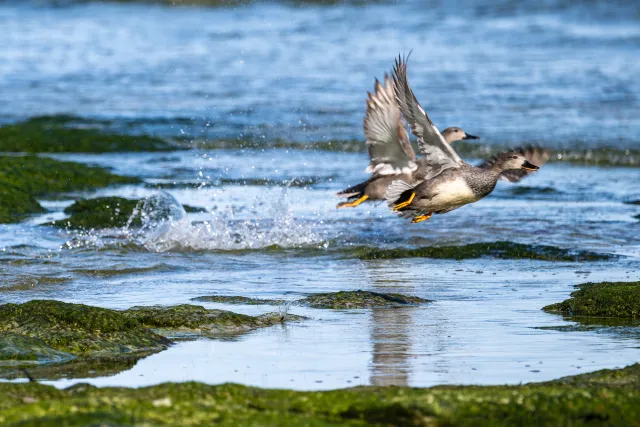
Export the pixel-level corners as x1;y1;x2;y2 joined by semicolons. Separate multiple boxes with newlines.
353;241;613;262
0;300;169;357
121;304;305;337
193;291;430;309
0;115;172;153
298;290;431;309
0;156;137;223
0;364;638;426
543;281;640;318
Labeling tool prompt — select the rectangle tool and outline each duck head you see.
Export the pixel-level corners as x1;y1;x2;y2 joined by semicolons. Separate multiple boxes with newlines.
492;152;540;172
441;127;480;144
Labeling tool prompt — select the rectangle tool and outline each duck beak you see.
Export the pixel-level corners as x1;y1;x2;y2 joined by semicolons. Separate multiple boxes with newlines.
463;133;479;140
521;160;539;171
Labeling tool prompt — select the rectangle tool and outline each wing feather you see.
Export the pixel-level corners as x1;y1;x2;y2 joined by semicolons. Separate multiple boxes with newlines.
392;54;462;169
364;74;417;175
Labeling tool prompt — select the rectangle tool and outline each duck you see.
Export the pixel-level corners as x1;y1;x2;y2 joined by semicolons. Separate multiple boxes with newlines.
336;74;479;209
386;54;550;223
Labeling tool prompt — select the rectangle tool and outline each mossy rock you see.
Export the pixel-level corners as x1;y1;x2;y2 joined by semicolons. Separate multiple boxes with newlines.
192;291;430;309
121;304;306;337
0;115;172;153
298;290;431;309
0;156;138;223
0;333;75;366
353;241;613;262
0;364;638;426
543;281;640;318
191;295;286;305
47;197;205;229
0;300;169;357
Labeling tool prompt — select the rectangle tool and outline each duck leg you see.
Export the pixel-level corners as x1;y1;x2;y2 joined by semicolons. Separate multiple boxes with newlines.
393;192;415;211
336;195;368;209
411;212;432;223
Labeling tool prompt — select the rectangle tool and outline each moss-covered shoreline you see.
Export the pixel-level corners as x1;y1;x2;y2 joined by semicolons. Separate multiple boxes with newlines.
0;364;638;426
0;115;172;153
0;156;138;223
0;300;304;380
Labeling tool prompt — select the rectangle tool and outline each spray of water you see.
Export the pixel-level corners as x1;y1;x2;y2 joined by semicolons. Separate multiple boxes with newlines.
63;190;325;253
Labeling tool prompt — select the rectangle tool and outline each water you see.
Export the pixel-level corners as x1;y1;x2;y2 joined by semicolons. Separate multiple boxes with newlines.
1;0;640;391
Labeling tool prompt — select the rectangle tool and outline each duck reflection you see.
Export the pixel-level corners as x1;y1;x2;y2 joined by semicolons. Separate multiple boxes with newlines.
369;306;416;386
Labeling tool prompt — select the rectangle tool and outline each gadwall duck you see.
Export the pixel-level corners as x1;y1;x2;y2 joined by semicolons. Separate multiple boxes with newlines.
386;55;550;223
336;75;478;209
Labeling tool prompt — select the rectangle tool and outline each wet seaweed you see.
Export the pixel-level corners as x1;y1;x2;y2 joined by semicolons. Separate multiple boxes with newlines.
192;291;431;309
543;281;640;318
0;156;138;223
351;241;613;262
46;197;204;229
0;364;638;426
0;115;172;153
121;304;306;337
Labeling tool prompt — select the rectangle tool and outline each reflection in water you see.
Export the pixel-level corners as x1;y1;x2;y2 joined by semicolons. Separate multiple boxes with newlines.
369;307;416;386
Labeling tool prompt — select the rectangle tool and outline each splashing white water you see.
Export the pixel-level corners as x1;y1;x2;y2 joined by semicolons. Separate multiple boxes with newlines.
82;190;325;253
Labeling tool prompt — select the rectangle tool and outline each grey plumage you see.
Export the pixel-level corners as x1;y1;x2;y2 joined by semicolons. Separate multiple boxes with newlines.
385;54;550;222
337;68;479;208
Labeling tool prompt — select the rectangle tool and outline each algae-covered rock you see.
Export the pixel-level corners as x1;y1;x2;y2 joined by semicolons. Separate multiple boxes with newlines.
0;333;75;366
543;281;640;318
0;300;169;357
122;304;305;337
353;241;613;262
0;156;138;223
0;364;638;426
298;290;431;309
192;291;430;309
49;197;141;229
191;295;286;305
0;115;172;153
48;196;205;229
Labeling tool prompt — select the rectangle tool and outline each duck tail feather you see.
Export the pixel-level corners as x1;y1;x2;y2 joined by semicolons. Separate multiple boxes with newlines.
336;181;368;198
385;179;419;209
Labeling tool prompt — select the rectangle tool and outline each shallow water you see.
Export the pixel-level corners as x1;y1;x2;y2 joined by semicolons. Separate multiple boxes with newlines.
1;0;640;390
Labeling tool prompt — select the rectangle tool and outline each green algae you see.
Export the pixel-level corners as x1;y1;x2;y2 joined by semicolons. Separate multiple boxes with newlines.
0;333;75;366
121;304;306;337
0;364;638;426
0;300;170;357
191;295;286;305
47;197;204;229
0;276;71;292
0;156;138;223
0;115;172;153
543;281;640;318
193;291;430;309
70;264;174;277
49;196;141;229
298;290;431;309
352;241;613;262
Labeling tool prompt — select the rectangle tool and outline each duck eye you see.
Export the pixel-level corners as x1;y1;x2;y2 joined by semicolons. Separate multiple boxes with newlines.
512;156;517;159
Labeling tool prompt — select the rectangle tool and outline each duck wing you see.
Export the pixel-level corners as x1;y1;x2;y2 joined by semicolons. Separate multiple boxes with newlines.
392;54;463;171
478;145;551;182
364;75;417;176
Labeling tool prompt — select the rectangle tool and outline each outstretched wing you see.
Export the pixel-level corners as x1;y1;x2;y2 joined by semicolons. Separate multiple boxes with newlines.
392;54;462;169
364;75;417;175
478;145;551;182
